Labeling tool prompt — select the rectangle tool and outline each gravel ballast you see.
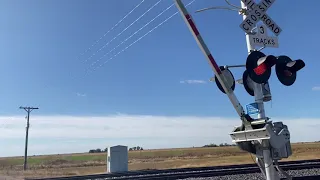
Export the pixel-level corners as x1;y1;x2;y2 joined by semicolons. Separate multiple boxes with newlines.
178;168;320;180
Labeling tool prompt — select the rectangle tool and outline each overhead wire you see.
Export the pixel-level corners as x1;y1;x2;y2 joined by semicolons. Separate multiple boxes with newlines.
84;0;163;63
87;2;176;68
88;0;197;73
77;0;145;60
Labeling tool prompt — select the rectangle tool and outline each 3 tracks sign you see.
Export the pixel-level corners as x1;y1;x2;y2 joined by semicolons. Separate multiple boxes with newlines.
249;24;279;48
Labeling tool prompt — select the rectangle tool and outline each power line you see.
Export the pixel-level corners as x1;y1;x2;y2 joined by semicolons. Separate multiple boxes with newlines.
84;0;163;63
77;0;145;59
88;2;176;68
19;106;39;171
89;0;196;73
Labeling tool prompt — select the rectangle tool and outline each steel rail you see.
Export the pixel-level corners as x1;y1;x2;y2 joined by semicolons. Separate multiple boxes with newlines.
106;163;320;179
26;159;320;180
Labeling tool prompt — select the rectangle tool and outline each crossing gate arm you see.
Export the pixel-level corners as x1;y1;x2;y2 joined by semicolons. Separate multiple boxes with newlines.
174;0;252;127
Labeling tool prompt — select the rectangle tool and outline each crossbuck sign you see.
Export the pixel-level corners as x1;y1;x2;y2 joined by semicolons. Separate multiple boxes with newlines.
240;0;282;36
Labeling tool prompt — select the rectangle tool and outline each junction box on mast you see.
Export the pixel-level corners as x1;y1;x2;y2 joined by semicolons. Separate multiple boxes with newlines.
230;120;292;160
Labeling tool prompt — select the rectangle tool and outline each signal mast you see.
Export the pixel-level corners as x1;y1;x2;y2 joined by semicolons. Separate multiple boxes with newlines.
174;0;305;180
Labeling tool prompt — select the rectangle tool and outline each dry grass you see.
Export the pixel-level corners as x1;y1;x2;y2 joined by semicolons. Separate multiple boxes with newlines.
0;142;319;179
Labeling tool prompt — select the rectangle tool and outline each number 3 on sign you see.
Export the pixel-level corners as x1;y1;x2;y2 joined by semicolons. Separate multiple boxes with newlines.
258;25;267;36
259;26;265;35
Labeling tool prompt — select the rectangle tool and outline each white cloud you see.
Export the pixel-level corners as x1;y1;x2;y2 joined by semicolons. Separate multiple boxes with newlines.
180;80;207;84
76;92;86;97
312;86;320;91
0;115;319;156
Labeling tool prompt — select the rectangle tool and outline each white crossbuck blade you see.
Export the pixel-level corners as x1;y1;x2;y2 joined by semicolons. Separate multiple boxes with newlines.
240;0;282;36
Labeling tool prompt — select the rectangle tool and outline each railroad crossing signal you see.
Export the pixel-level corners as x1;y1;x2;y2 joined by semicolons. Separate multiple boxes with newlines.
275;56;305;86
175;1;304;179
240;0;282;36
214;66;236;94
245;51;276;84
242;70;255;96
245;50;305;86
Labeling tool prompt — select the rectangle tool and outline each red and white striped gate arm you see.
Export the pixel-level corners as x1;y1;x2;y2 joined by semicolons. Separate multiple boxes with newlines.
174;0;251;126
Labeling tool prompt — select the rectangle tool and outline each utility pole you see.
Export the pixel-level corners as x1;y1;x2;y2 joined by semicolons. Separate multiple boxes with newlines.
19;106;39;171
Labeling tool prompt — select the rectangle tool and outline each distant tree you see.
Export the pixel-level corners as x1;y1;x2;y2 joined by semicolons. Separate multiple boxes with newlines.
128;146;144;151
202;143;218;147
104;148;108;152
89;149;96;153
96;148;102;153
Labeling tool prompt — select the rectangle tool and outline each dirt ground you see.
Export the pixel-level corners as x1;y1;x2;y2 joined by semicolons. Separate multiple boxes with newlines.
0;142;319;179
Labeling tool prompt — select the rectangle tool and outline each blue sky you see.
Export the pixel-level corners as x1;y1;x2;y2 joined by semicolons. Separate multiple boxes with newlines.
0;0;319;156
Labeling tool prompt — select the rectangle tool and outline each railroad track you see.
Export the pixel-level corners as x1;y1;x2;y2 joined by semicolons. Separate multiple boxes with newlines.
26;159;320;180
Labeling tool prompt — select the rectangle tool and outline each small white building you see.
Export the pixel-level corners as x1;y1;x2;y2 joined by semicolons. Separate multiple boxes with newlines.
107;145;128;173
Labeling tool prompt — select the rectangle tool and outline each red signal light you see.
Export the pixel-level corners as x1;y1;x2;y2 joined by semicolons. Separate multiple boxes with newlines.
275;56;305;86
246;51;276;84
253;62;267;75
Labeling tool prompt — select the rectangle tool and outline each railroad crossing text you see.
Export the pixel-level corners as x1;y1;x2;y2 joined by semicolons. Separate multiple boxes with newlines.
242;12;282;36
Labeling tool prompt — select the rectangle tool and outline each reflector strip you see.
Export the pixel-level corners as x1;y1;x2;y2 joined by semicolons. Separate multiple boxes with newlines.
185;14;200;36
184;14;221;74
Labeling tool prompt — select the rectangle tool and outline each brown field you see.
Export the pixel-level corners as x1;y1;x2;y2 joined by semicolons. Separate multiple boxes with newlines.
0;142;319;179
